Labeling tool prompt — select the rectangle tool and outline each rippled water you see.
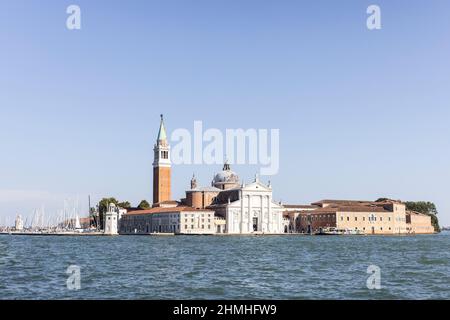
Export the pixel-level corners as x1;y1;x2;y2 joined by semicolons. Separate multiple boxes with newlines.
0;233;449;299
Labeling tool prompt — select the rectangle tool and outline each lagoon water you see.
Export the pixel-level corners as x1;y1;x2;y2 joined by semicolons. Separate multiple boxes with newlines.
0;233;449;300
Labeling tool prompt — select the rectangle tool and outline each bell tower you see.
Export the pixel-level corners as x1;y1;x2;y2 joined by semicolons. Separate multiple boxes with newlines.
153;114;171;204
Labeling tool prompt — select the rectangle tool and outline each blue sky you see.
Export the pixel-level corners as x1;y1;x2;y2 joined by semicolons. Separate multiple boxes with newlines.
1;0;450;225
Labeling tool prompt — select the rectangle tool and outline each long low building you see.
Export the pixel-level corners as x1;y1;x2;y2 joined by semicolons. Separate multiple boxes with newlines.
119;206;216;235
287;199;434;235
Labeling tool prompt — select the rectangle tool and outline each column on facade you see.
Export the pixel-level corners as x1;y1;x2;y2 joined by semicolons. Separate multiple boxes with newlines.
248;195;252;233
226;207;232;233
240;190;244;234
278;209;281;233
267;195;271;233
260;195;264;232
226;207;231;234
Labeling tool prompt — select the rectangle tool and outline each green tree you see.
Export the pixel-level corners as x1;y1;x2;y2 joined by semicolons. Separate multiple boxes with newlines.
118;201;131;209
405;201;440;232
405;201;438;215
138;200;151;209
99;197;119;214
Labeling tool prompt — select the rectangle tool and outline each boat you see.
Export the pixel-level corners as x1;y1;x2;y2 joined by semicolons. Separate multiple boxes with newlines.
315;227;365;235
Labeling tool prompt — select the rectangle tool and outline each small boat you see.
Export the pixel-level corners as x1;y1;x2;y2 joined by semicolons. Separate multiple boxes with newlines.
344;229;365;235
315;227;343;235
316;227;365;235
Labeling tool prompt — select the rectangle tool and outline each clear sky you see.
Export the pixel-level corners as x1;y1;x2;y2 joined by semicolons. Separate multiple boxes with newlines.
1;0;449;226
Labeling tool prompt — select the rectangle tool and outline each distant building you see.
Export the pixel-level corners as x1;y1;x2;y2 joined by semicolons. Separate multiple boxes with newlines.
291;199;435;234
284;205;319;233
118;115;435;236
204;169;285;234
104;203;119;235
119;116;286;235
406;211;434;234
153;114;171;205
120;206;215;235
183;162;286;234
14;215;24;231
184;173;221;210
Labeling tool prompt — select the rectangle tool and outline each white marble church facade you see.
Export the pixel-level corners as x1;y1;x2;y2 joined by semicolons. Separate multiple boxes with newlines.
224;180;285;234
204;164;286;234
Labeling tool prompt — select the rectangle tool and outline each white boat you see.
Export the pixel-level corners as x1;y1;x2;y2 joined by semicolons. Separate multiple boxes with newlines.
316;227;365;235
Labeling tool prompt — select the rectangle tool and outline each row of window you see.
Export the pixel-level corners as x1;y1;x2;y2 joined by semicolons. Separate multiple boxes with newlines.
340;216;392;222
302;226;394;233
184;213;212;218
297;214;404;223
298;215;335;221
157;225;177;232
184;218;211;223
185;224;212;230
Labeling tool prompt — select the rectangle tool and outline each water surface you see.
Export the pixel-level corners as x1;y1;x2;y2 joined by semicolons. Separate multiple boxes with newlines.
0;233;449;299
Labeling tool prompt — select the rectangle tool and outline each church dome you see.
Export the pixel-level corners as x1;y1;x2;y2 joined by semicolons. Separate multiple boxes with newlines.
214;170;238;183
213;162;240;190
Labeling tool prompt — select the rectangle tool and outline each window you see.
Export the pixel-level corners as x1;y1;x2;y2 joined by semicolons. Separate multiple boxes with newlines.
347;217;349;221
355;217;357;221
185;225;188;229
208;225;211;229
380;217;383;222
191;225;194;229
341;217;344;221
363;217;365;221
202;225;204;229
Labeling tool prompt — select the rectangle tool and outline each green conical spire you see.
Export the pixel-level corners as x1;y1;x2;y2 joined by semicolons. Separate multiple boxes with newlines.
157;114;167;142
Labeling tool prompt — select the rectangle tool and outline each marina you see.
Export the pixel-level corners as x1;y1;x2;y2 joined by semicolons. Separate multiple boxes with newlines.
0;231;103;236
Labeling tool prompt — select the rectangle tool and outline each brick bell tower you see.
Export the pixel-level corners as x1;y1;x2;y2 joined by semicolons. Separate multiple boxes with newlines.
153;114;171;205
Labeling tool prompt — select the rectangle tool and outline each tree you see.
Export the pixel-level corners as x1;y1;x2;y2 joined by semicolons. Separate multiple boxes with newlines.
138;200;151;210
118;201;131;209
98;197;119;214
405;201;438;216
405;201;440;232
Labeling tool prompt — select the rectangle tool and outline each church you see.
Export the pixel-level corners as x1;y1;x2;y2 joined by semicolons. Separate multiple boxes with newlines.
119;115;287;235
117;115;435;236
186;163;285;234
